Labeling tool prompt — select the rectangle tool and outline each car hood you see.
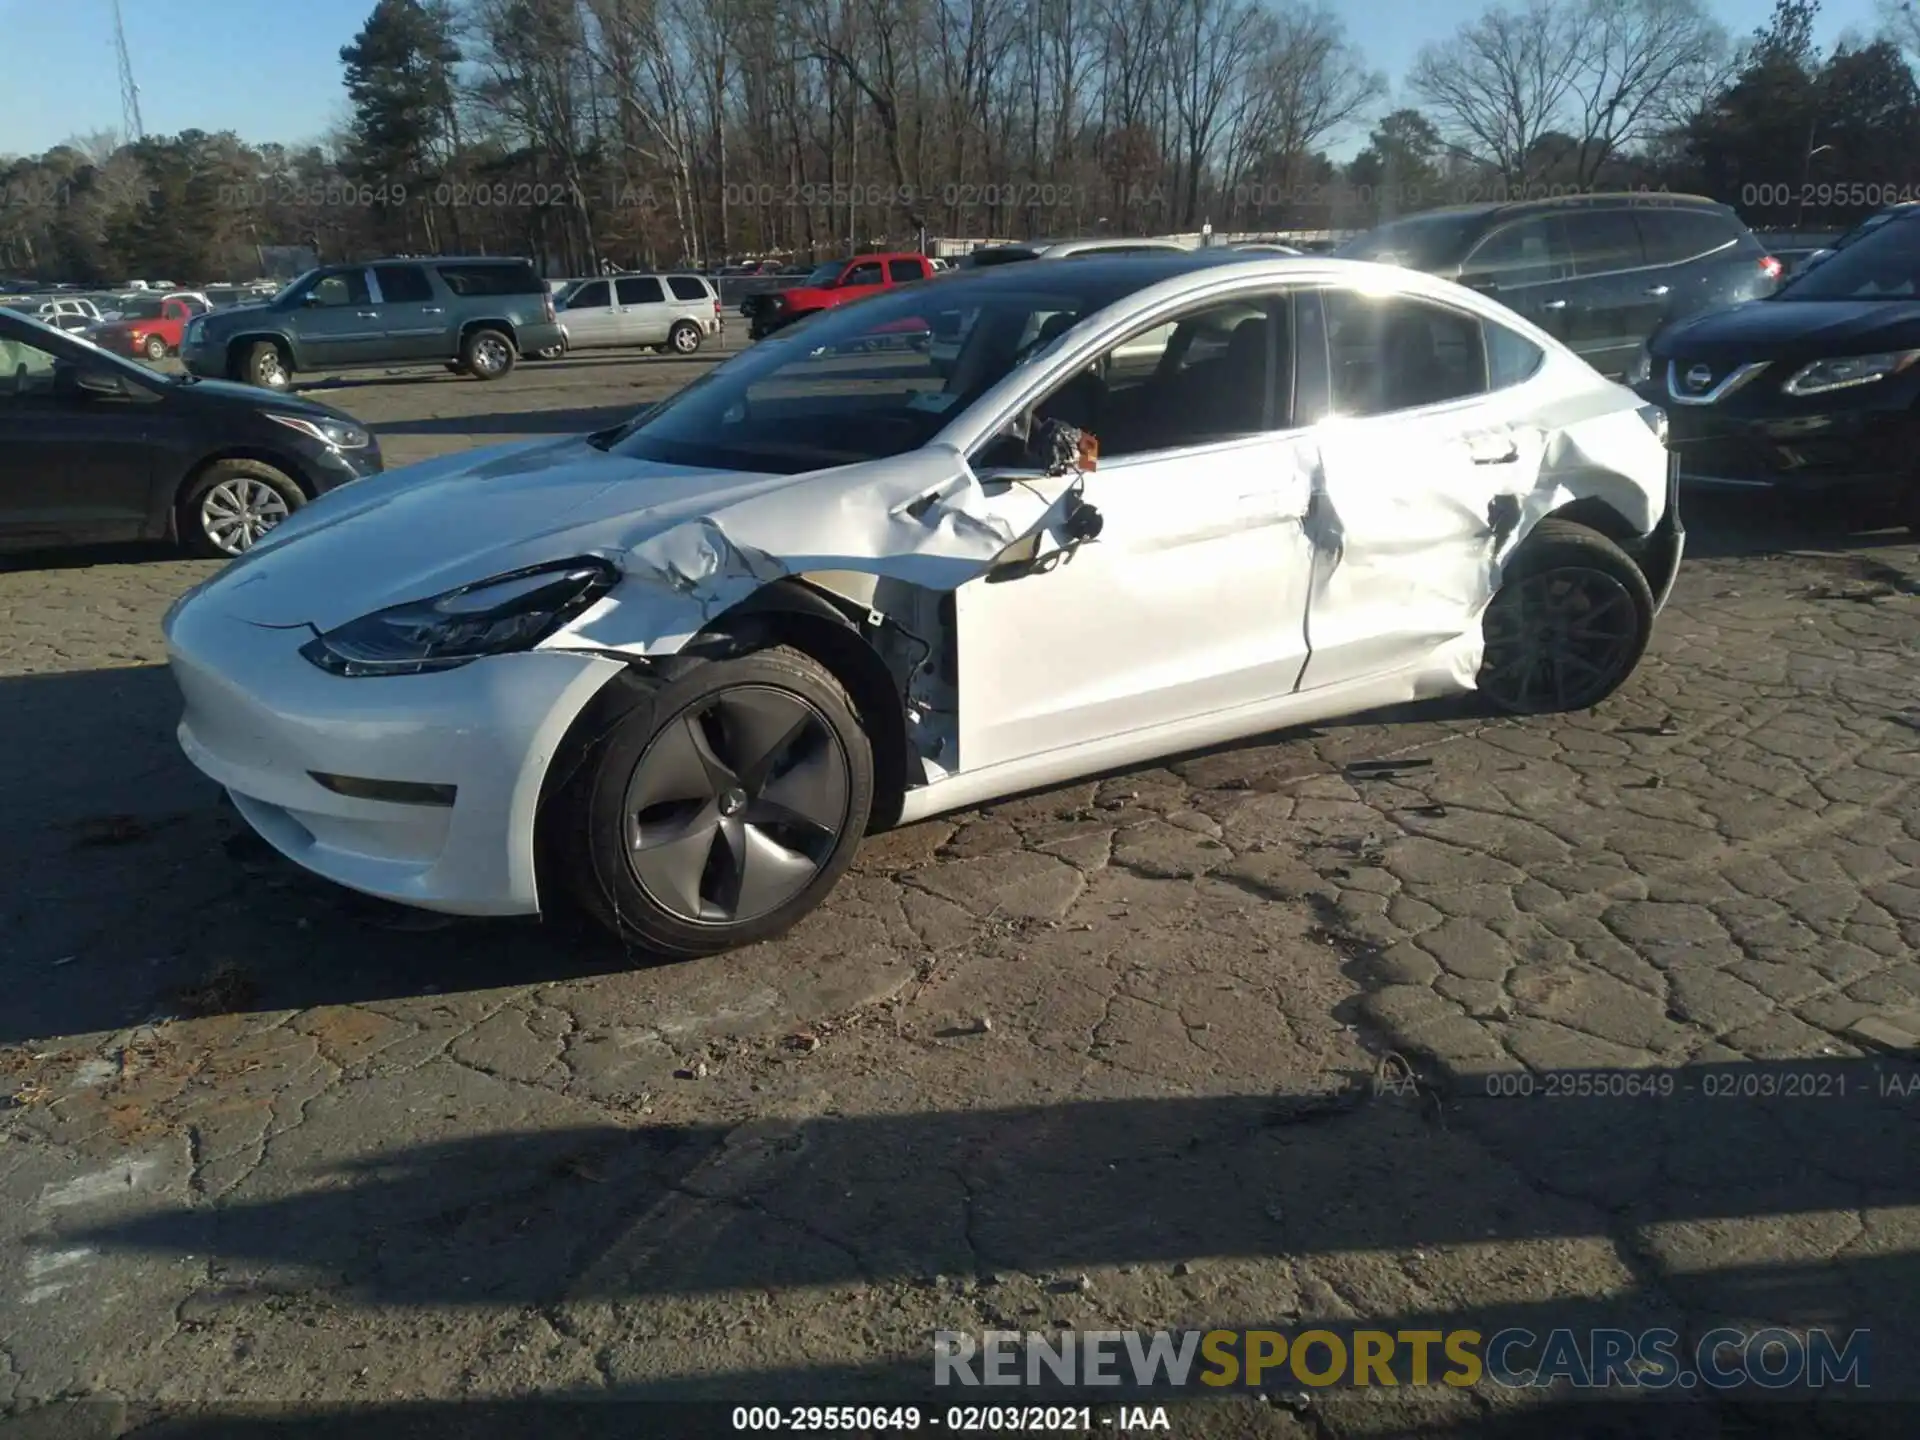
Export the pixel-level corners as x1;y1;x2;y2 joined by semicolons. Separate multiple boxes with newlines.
203;300;276;323
1651;297;1920;361
171;376;368;425
175;434;1071;644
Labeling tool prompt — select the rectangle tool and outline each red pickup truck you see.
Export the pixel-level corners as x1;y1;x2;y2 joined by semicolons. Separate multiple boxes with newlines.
742;252;936;340
90;293;206;362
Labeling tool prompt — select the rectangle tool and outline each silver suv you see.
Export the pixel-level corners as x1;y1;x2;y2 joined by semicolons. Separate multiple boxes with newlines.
551;272;721;356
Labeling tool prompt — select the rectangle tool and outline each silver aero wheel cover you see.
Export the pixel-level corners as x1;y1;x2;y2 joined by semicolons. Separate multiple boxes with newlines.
471;335;510;374
199;477;291;555
1480;565;1640;713
622;684;851;926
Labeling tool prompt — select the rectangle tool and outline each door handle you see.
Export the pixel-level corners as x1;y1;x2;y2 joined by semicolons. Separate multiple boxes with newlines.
1541;298;1568;310
1644;285;1670;297
421;306;444;314
355;310;378;319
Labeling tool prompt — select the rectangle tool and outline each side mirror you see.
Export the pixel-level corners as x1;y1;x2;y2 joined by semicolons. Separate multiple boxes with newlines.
1063;496;1104;543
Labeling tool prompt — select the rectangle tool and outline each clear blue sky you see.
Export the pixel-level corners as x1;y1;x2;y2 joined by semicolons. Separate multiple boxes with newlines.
0;0;1891;161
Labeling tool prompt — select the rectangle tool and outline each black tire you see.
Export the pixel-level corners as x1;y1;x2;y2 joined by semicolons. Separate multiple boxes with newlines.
143;334;168;362
239;340;291;390
552;645;874;959
668;320;703;355
445;360;467;374
1477;518;1655;716
461;327;516;380
178;459;306;558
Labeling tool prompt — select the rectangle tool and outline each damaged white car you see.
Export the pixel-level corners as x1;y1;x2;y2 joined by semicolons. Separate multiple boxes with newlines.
163;253;1681;957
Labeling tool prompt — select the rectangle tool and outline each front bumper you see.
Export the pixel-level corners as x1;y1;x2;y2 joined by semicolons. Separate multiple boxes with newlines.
165;593;626;915
306;438;386;495
1637;379;1920;518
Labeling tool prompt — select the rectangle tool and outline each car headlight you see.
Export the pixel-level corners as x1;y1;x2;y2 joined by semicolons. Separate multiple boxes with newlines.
299;558;618;676
1626;344;1652;385
1780;350;1920;396
268;412;372;449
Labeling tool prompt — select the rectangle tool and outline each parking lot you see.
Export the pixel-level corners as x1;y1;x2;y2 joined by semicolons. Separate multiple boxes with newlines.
2;339;1918;1435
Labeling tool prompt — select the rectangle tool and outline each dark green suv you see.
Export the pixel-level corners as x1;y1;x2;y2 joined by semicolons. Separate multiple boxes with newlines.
180;257;566;390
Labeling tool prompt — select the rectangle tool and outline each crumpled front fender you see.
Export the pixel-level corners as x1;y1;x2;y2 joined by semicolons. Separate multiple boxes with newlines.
542;445;1075;658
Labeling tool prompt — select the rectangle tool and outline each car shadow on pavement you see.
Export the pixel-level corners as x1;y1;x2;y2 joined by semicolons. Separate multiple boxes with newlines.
1682;494;1920;565
0;666;645;1044
60;1058;1917;1427
0;540;183;573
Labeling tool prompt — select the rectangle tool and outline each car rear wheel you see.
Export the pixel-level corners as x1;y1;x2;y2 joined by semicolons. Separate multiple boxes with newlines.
240;341;291;391
142;334;167;361
462;328;516;380
669;320;702;354
1477;519;1655;716
552;645;873;958
179;459;305;558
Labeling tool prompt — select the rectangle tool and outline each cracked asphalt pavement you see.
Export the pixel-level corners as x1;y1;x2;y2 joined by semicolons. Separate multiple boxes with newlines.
1;341;1917;1437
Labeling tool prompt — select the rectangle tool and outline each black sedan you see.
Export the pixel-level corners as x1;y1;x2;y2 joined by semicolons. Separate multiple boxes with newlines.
1635;207;1920;530
0;308;383;557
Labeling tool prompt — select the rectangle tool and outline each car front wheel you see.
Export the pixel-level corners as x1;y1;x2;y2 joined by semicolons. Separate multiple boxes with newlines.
553;645;874;958
143;334;168;361
179;459;305;558
1477;518;1655;715
240;341;291;390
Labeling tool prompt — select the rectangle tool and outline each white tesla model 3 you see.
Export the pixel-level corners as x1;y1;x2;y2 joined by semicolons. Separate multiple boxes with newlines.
163;253;1680;957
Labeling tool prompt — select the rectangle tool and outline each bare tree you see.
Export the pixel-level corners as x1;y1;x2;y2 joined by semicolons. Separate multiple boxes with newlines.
1567;0;1728;182
1409;0;1587;186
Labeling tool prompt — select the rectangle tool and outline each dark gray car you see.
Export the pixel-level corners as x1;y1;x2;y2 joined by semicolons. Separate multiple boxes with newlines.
179;257;566;390
1338;195;1782;379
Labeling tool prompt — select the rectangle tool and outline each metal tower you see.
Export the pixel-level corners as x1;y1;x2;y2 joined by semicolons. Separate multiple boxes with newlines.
112;0;144;140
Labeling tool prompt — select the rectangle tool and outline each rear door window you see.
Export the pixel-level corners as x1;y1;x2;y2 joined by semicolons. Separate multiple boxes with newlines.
373;264;434;302
1636;209;1742;265
1464;216;1573;287
666;275;708;301
616;276;665;305
1567;210;1646;275
435;262;543;296
887;258;925;282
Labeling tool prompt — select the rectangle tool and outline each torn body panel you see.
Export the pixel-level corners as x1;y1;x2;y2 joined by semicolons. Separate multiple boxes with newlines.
1296;387;1670;695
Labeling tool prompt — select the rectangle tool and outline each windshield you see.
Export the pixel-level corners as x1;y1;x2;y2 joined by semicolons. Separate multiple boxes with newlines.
271;270;317;305
607;272;1142;474
1774;213;1920;300
1;310;164;385
804;263;842;286
1335;213;1481;270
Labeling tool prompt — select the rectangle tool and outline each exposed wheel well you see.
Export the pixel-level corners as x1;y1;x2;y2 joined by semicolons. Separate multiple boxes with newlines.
686;582;914;832
1533;497;1660;592
460;318;519;352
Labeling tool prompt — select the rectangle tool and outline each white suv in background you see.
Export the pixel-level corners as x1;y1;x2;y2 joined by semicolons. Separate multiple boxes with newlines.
548;272;722;357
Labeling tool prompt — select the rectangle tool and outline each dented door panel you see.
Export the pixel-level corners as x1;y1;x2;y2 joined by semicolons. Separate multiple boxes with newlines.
954;434;1317;773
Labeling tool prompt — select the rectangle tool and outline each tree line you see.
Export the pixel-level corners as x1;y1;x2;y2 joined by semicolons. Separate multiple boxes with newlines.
3;0;1917;282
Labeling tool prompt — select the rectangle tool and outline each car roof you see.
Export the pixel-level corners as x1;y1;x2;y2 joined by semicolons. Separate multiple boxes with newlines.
1380;192;1730;226
914;250;1333;295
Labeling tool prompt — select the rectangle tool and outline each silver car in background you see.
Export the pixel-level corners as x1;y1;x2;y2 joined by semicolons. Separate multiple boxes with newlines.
550;273;722;357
